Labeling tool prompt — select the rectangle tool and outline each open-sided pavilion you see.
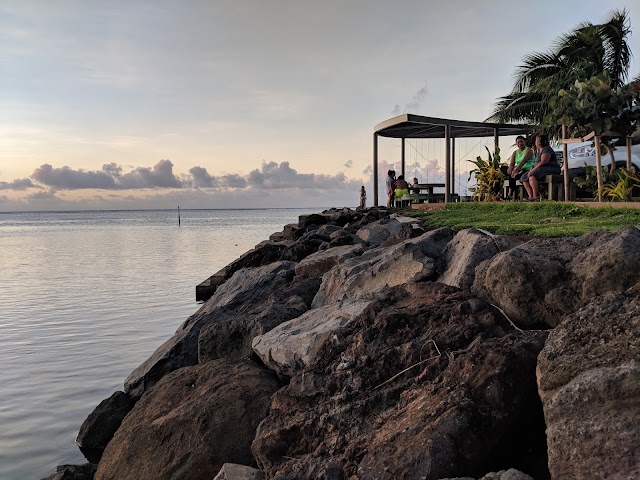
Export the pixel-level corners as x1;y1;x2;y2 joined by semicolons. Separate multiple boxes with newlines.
373;114;533;205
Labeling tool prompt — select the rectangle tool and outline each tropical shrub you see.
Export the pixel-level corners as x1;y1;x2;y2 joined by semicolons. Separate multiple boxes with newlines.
598;167;640;201
574;165;640;200
468;146;505;201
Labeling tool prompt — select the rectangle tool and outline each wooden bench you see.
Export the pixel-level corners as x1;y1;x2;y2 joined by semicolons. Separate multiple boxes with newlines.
543;175;576;201
503;175;576;201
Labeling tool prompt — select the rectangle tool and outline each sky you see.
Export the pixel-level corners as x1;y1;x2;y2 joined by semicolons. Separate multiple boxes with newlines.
1;0;639;211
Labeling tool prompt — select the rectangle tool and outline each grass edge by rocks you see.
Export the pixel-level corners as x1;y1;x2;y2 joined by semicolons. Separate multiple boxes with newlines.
400;202;640;237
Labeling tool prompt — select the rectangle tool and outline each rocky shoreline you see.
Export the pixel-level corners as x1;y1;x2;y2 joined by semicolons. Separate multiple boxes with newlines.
43;207;640;480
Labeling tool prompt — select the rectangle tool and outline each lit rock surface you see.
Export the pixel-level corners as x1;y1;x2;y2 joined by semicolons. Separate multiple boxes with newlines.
537;283;640;479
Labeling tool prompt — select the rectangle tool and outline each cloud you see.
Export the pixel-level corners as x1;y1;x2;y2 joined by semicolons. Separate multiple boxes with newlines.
29;160;182;190
392;83;429;115
26;189;59;201
0;178;39;190
31;164;117;189
221;174;247;188
14;160;359;196
188;166;217;188
247;161;351;190
117;159;182;189
344;160;353;168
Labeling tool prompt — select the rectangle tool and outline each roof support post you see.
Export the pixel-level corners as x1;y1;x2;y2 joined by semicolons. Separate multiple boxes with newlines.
494;128;499;152
445;124;451;203
401;138;406;179
373;132;379;206
450;136;455;197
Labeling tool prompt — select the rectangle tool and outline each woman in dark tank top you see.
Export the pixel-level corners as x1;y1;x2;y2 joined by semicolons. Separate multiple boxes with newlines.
520;134;561;201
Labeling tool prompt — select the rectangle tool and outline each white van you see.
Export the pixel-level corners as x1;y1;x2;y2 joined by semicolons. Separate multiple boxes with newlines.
553;136;640;175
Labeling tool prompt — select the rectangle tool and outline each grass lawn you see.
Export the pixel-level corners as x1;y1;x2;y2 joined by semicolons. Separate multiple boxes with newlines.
401;202;640;237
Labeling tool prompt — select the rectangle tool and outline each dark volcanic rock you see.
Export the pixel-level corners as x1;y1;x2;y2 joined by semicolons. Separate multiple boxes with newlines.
311;228;454;308
76;391;135;462
198;277;321;363
124;261;295;398
439;469;534;480
299;213;329;229
439;229;522;291
355;217;404;247
96;359;280;480
212;463;265;479
41;463;96;480
537;282;640;479
224;243;290;279
472;227;640;328
294;244;364;279
379;221;426;248
252;282;548;479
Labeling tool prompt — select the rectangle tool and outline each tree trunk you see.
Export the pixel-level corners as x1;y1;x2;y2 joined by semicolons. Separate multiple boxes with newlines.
562;124;569;202
594;135;603;202
605;143;616;173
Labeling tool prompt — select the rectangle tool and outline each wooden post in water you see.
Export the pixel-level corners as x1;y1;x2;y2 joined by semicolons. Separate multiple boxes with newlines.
178;206;181;226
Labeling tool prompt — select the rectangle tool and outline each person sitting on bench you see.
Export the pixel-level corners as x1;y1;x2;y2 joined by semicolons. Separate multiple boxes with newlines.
520;134;561;201
394;175;410;200
504;135;534;199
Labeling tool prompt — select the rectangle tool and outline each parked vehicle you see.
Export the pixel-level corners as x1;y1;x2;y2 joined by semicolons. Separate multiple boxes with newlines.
553;136;640;175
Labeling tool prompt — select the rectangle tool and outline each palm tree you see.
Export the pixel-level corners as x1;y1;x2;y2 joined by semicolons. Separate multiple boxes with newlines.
487;9;633;128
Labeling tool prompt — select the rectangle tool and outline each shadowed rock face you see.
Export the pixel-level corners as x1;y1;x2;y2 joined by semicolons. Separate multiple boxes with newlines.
537;282;640;480
252;282;548;480
40;463;97;480
96;359;280;480
198;276;321;363
124;261;296;398
75;391;135;462
473;227;640;328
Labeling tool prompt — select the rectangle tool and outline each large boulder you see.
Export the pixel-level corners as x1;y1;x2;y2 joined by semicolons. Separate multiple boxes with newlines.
96;359;279;480
76;391;135;462
124;261;295;398
311;228;454;308
198;277;321;363
294;244;364;279
252;282;548;479
537;283;640;479
472;227;640;328
439;229;522;291
223;243;291;279
204;261;296;312
212;464;264;480
439;469;533;480
41;464;97;480
252;299;374;376
355;217;404;247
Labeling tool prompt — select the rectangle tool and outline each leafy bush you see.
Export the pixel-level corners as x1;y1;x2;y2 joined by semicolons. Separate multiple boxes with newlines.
574;165;640;201
468;146;505;201
598;167;640;201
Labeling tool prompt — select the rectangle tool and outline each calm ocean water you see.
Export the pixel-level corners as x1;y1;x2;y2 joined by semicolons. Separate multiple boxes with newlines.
0;208;321;480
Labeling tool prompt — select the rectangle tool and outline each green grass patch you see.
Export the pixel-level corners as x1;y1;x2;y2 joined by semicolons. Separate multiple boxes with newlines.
401;202;640;236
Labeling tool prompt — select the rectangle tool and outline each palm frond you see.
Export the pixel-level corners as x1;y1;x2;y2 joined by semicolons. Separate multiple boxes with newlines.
598;9;632;88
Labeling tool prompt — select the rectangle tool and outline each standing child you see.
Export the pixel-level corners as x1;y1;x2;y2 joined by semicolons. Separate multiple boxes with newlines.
359;185;367;209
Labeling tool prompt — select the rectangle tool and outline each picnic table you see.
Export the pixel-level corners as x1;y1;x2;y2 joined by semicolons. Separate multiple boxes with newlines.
396;183;448;207
413;183;445;195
